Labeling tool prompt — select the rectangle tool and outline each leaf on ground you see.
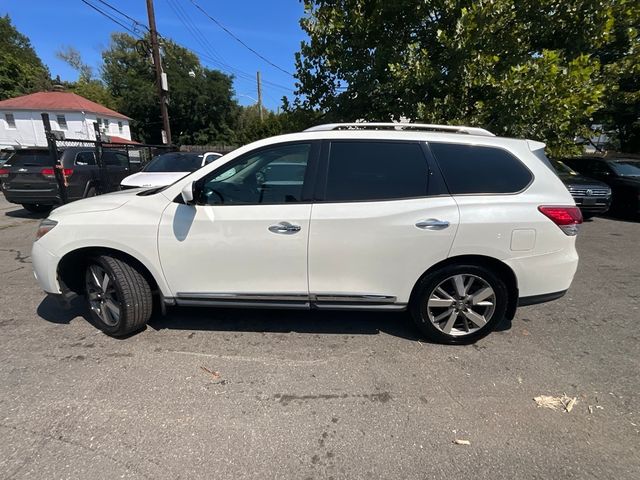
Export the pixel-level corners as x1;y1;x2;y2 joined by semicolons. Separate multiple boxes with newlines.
453;439;471;445
200;366;221;380
534;394;577;412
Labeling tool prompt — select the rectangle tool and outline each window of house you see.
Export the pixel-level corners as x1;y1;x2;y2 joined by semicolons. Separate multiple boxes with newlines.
118;121;123;134
56;114;68;130
5;113;16;129
103;118;109;130
429;143;533;194
324;141;429;202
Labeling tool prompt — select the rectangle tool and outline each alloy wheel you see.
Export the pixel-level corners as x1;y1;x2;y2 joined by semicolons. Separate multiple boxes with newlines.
85;264;121;326
426;274;496;337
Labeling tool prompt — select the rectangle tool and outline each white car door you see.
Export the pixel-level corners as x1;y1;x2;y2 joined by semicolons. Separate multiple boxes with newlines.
308;140;459;308
158;142;319;305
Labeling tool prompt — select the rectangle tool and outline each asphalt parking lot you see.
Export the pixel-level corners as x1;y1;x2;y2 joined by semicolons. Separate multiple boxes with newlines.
0;195;638;480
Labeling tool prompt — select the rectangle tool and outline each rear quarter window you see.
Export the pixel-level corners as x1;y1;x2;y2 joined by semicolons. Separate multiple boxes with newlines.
429;143;532;194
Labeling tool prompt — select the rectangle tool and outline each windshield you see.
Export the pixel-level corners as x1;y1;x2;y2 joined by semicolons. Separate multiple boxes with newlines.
552;160;578;176
609;160;640;177
143;152;204;173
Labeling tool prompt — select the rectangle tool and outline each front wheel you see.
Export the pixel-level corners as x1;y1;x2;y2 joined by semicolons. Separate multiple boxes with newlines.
84;254;153;337
410;264;509;344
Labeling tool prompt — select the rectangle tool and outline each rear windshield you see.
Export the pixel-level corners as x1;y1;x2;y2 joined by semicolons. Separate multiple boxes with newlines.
143;152;204;173
5;151;54;167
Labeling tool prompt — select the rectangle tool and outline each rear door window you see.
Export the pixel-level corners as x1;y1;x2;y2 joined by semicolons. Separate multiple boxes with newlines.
429;143;532;194
324;141;429;202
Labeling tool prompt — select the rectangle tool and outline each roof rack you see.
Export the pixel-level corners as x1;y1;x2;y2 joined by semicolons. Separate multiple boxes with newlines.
304;122;495;137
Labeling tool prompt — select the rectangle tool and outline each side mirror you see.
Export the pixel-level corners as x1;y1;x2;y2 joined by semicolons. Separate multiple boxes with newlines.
181;181;198;205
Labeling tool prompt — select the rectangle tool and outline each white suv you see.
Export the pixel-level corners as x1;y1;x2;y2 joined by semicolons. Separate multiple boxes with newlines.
32;123;581;343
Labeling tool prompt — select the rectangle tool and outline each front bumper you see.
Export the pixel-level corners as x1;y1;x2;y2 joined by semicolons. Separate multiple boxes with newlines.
572;195;611;214
32;240;61;294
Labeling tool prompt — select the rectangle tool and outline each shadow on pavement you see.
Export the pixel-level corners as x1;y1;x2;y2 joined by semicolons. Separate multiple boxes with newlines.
149;307;423;340
37;294;88;324
37;295;512;342
5;207;48;219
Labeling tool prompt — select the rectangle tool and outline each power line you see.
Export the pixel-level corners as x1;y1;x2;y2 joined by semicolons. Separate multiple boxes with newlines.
79;0;296;95
93;0;149;32
79;0;143;38
189;0;295;77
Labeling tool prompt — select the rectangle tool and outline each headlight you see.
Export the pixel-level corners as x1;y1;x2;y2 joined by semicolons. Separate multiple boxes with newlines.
35;219;58;241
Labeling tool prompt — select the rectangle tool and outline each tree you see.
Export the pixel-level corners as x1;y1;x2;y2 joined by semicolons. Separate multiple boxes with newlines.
294;1;636;155
0;15;51;100
56;46;118;110
101;33;239;144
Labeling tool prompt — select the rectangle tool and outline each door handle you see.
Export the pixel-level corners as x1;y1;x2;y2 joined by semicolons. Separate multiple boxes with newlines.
415;218;450;230
268;221;301;235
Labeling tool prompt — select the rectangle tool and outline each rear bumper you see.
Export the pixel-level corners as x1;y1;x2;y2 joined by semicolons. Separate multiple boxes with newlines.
3;188;59;205
504;246;579;299
518;290;567;306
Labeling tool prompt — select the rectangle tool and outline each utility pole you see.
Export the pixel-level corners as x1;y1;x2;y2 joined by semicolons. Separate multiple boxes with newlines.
146;0;171;144
256;71;263;122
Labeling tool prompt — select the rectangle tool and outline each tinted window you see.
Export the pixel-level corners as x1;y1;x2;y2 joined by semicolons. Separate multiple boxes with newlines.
102;152;128;167
75;151;96;165
430;143;532;194
144;152;204;172
6;151;52;167
200;143;310;205
325;141;428;201
609;160;640;177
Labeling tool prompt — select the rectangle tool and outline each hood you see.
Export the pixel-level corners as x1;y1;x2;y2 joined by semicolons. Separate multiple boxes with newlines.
609;176;640;188
49;188;143;218
121;171;189;188
557;173;610;188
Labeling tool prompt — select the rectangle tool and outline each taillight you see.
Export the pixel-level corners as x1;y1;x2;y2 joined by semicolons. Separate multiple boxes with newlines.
0;168;9;178
538;206;583;236
41;168;73;179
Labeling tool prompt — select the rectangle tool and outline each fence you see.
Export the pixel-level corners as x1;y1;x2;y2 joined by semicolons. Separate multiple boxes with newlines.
42;113;174;204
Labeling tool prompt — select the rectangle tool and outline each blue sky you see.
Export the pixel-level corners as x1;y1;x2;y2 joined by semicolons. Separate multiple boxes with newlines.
1;0;307;110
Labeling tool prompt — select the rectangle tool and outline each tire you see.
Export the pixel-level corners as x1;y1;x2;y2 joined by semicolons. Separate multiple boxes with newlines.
410;264;509;344
85;186;97;198
84;254;153;337
22;203;52;214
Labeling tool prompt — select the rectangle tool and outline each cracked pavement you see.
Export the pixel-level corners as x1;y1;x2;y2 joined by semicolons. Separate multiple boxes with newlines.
0;195;638;479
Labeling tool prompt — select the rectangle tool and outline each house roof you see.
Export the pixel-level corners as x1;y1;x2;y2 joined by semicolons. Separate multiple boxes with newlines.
0;91;131;120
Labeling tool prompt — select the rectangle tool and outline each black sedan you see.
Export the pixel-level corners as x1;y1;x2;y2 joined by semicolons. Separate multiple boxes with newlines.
551;159;611;218
563;157;640;219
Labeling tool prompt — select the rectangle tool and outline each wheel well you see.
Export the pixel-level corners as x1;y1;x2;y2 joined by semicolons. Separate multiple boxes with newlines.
57;247;160;296
410;255;519;320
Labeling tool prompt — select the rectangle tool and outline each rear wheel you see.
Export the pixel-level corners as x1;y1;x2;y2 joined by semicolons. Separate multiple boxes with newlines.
22;203;52;214
84;254;152;337
85;186;96;198
410;264;509;344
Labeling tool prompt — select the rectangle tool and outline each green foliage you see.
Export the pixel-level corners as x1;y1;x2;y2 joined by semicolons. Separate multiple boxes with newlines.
56;46;118;110
102;33;240;144
0;15;51;100
295;0;638;155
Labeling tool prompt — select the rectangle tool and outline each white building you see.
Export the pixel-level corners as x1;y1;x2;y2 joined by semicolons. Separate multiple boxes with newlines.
0;91;133;148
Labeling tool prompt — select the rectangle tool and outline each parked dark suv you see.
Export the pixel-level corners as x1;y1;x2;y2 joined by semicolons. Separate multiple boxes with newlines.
0;147;130;213
551;159;611;218
563;156;640;218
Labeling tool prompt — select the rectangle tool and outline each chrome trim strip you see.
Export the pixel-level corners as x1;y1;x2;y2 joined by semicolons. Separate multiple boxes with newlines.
176;299;310;309
314;304;407;311
176;293;309;302
312;294;397;304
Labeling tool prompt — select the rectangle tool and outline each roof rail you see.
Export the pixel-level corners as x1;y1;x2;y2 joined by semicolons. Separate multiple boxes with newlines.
304;122;495;137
